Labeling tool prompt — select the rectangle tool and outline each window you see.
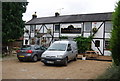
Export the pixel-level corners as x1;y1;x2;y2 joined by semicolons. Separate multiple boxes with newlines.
84;22;92;32
95;40;100;47
48;43;67;51
55;24;60;33
25;40;28;45
105;40;110;50
67;44;72;51
30;25;36;33
105;21;112;33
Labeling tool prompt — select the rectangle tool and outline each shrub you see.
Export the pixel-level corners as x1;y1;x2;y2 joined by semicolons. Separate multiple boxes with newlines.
74;36;92;53
111;1;120;66
95;65;120;80
59;36;68;40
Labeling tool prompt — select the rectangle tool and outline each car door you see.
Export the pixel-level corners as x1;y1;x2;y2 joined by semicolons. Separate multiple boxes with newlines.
67;44;73;60
34;45;41;58
35;46;46;58
39;46;46;56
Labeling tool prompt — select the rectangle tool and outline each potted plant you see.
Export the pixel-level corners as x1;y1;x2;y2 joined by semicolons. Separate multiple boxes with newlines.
82;54;86;60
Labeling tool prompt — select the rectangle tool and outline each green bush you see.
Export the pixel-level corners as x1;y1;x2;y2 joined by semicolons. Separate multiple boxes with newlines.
111;1;120;66
94;1;120;81
74;36;92;53
59;36;68;40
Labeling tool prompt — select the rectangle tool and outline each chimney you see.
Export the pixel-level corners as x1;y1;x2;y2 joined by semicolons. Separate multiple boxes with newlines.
55;12;60;17
32;12;37;19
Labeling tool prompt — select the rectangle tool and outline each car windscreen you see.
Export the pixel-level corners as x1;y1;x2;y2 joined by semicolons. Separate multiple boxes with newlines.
48;43;67;51
20;45;31;50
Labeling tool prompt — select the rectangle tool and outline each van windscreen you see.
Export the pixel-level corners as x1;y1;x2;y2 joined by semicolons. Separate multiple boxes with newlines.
48;43;67;51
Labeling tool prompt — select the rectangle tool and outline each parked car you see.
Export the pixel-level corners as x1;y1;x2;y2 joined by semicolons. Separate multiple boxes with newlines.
41;40;78;66
17;45;47;62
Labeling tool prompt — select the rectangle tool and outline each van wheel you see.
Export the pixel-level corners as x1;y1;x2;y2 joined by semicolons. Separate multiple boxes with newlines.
32;55;38;62
63;58;68;66
73;55;77;61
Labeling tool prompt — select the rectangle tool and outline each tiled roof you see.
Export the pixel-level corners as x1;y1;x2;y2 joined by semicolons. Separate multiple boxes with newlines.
26;12;112;25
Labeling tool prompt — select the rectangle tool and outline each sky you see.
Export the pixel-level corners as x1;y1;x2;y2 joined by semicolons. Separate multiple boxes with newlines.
22;0;118;22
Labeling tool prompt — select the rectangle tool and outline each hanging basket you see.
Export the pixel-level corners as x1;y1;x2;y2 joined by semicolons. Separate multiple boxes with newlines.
25;30;29;33
35;29;39;33
92;27;98;33
41;39;46;42
47;29;51;34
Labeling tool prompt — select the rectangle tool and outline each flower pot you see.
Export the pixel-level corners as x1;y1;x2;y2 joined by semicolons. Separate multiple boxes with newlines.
82;56;86;60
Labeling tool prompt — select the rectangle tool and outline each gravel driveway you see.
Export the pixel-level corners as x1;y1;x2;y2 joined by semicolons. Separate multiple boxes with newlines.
2;57;111;79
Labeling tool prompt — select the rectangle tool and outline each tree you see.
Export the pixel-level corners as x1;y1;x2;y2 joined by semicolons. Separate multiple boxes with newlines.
2;2;28;44
111;1;120;66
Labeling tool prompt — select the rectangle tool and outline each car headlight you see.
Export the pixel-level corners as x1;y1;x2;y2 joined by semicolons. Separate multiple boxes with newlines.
57;55;63;58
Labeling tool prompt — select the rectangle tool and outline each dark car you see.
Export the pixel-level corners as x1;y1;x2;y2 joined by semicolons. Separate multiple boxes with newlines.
17;45;47;62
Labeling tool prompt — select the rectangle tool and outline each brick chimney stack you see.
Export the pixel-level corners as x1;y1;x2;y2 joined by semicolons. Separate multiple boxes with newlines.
55;12;60;17
32;12;37;19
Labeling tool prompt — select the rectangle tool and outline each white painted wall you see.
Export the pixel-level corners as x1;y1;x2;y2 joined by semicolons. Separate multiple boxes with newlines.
23;25;30;45
92;22;104;38
84;22;111;56
91;39;104;55
84;33;91;37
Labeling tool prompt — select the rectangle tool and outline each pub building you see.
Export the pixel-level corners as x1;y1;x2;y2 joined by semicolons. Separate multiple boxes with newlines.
24;12;112;56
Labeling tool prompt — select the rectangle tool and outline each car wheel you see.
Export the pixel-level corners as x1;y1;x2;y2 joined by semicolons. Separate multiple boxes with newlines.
32;55;38;62
63;58;68;66
73;55;77;61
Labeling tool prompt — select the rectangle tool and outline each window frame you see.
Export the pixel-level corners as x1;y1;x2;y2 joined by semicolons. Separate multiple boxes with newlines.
84;22;92;32
95;40;100;47
54;24;60;33
105;21;112;33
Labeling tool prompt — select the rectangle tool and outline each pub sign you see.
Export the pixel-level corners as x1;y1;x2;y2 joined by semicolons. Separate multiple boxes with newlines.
61;25;81;34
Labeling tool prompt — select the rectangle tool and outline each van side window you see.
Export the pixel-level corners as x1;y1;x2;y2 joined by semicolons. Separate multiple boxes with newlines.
67;44;72;51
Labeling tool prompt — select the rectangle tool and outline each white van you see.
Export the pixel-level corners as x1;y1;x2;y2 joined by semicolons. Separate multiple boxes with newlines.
41;40;78;66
